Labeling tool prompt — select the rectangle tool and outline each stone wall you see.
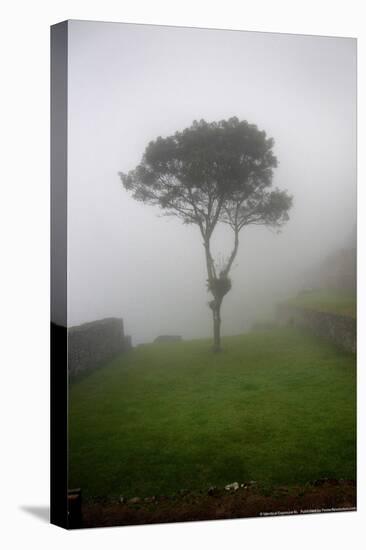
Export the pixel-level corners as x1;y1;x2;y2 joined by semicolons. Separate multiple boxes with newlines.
154;335;182;343
277;305;356;353
68;318;131;377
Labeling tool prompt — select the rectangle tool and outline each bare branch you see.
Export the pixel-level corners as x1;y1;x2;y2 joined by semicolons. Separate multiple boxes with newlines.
221;228;239;277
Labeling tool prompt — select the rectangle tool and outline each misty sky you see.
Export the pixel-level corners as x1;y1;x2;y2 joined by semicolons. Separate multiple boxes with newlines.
67;20;356;343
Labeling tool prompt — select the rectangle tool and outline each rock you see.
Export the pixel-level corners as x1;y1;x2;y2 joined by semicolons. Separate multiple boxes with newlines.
154;335;182;343
128;497;141;504
240;481;256;489
225;482;239;492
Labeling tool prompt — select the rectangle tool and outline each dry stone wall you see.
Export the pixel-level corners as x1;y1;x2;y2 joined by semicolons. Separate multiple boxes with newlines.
68;317;131;376
277;305;356;353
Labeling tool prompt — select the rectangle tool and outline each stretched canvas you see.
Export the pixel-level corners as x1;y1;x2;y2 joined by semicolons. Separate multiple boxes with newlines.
51;20;357;529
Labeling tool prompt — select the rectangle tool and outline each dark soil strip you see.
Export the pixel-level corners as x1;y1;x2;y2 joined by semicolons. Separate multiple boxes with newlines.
79;480;356;529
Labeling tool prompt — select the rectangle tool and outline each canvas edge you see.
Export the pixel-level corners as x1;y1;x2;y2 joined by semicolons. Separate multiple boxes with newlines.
50;19;69;529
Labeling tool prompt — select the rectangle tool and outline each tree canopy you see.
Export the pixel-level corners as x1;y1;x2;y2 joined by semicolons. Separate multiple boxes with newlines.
120;118;291;237
119;117;293;351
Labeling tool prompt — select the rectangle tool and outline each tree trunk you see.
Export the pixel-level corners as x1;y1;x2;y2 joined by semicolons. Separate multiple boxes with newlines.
212;303;222;352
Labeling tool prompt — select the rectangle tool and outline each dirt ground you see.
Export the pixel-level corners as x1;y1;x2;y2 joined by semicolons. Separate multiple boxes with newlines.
79;479;356;529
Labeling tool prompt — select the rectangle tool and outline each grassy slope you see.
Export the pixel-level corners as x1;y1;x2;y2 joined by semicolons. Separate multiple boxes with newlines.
286;289;356;318
69;327;356;499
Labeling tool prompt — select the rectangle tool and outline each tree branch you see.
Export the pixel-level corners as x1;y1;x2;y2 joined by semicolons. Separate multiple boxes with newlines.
221;227;239;277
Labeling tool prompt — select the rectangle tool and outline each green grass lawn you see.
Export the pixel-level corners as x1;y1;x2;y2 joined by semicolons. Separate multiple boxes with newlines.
69;327;356;499
286;289;356;318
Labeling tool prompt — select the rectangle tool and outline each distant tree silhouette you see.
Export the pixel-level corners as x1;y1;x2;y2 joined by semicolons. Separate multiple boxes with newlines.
120;117;293;352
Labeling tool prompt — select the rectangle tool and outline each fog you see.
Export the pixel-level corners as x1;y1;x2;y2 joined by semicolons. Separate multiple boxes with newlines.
67;20;356;344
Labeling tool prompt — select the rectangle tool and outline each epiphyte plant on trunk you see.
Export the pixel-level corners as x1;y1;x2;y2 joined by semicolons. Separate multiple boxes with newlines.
119;117;293;352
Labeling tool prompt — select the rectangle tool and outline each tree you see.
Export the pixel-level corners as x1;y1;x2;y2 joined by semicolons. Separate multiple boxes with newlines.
119;117;293;352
